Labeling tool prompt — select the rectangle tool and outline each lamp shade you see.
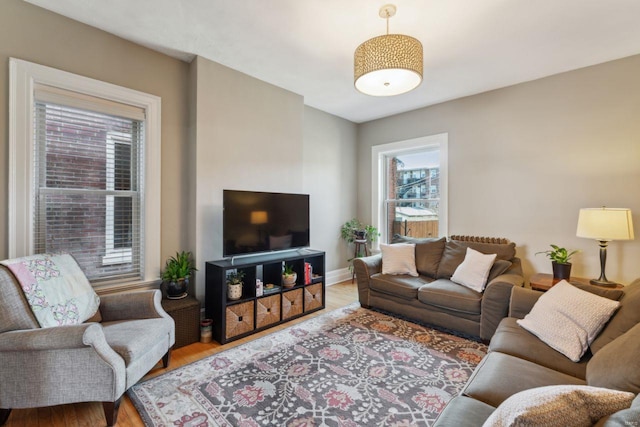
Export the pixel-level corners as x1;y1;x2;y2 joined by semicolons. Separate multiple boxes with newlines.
354;34;423;96
250;211;268;225
576;208;634;241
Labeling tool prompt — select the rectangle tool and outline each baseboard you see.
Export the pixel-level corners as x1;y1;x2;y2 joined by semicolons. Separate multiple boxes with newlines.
326;268;352;286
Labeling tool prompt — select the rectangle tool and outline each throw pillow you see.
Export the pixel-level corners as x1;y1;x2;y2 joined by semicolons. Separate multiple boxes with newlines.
391;235;446;278
450;247;497;292
517;280;620;362
482;385;634;427
380;243;418;277
486;259;512;284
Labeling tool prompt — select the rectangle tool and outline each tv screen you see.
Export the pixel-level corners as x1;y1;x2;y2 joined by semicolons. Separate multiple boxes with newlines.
223;190;310;257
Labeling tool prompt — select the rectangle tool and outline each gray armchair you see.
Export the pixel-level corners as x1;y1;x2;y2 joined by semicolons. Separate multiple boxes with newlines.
0;265;175;426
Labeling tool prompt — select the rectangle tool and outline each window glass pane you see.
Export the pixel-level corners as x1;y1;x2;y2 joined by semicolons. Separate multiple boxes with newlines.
385;150;440;241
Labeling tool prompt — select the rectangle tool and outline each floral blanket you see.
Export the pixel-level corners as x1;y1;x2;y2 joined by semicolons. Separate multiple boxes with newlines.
1;253;100;328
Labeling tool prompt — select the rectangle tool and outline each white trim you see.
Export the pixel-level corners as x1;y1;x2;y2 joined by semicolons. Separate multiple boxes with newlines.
371;134;449;245
9;58;161;287
325;268;352;286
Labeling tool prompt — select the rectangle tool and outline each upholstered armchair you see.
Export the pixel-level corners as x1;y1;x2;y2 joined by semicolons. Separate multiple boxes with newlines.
0;265;175;426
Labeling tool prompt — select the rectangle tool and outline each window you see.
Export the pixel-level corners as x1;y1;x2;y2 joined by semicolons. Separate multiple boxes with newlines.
371;134;448;243
9;59;161;290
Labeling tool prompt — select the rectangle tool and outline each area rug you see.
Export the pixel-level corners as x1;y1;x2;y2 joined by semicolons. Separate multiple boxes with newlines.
128;304;487;426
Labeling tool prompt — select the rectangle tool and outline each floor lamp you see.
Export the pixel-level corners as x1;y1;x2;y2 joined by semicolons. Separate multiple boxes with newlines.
576;207;634;287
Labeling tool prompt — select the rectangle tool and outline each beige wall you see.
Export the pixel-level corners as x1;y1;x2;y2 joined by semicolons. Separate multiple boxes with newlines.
0;0;190;263
358;55;640;284
303;107;358;271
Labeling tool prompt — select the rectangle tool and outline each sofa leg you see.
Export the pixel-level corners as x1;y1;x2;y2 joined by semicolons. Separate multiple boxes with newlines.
162;348;172;368
103;397;121;427
0;408;12;425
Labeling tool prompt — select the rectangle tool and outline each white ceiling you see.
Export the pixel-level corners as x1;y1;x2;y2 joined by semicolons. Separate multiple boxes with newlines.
25;0;640;123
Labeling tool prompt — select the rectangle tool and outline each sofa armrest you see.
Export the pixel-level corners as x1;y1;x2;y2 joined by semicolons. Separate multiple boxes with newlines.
0;323;104;351
509;286;544;319
100;289;169;322
479;258;525;341
353;254;382;307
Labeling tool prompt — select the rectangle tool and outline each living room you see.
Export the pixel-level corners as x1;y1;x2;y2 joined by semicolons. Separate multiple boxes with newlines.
1;0;640;426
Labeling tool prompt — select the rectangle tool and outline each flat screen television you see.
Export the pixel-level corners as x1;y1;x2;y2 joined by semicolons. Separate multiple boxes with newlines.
223;190;310;257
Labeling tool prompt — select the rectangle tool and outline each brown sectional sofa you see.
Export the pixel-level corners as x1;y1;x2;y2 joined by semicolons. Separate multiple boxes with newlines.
353;236;524;342
434;280;640;426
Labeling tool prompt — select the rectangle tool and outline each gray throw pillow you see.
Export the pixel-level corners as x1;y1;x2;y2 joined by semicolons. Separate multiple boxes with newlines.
486;259;512;283
590;279;640;354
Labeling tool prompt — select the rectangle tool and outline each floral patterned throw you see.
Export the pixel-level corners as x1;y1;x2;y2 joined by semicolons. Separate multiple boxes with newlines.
129;304;487;426
1;253;99;327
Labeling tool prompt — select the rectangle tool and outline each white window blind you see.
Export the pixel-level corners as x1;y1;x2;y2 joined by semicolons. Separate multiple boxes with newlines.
33;83;146;284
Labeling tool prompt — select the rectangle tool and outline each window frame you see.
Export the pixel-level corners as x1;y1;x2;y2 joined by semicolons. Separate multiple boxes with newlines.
9;58;161;291
371;134;449;245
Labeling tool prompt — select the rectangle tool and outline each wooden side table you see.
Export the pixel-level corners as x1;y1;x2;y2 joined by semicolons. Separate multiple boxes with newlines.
351;239;369;283
529;273;623;292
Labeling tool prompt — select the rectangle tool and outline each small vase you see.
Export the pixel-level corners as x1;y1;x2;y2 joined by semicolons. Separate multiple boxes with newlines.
552;262;572;281
227;282;242;300
166;277;188;299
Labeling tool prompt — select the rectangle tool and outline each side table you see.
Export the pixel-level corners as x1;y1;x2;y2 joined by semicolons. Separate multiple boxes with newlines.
161;296;201;348
529;273;624;292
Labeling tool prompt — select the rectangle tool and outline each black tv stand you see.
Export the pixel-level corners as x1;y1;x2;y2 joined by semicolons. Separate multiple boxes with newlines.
205;249;325;344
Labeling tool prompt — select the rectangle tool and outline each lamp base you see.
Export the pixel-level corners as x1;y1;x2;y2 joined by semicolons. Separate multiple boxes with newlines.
589;278;619;288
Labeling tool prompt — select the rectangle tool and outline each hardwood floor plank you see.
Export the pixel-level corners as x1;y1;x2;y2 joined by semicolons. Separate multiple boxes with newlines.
4;281;357;426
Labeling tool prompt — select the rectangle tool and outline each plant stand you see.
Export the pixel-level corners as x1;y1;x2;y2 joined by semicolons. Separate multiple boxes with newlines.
352;239;369;283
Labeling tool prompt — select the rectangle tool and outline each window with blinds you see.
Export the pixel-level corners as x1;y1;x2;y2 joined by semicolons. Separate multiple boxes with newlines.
33;84;145;284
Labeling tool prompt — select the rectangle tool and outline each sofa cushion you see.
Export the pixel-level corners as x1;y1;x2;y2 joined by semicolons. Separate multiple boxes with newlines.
463;352;586;408
482;385;634;427
102;318;173;365
594;394;640;426
369;273;427;301
391;235;446;278
490;317;590;379
434;396;495;427
418;279;482;315
517;280;620;362
0;266;40;333
591;279;640;354
451;248;497;293
486;260;512;284
587;322;640;394
380;243;418;276
437;240;516;279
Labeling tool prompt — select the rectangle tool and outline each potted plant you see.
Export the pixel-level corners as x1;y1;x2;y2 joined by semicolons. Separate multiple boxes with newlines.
340;218;379;270
536;244;580;280
226;270;245;300
282;264;297;288
161;251;197;299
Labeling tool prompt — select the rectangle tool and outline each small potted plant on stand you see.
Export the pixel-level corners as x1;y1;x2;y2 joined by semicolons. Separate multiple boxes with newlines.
162;251;197;299
282;264;297;288
536;244;580;280
340;218;379;271
226;271;245;300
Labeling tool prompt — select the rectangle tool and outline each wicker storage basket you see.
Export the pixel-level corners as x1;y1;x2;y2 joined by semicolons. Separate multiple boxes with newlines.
161;296;200;349
225;301;255;340
282;289;303;320
256;294;281;329
304;283;323;312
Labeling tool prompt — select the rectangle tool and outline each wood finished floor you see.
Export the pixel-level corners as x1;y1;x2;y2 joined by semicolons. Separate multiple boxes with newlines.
4;281;358;427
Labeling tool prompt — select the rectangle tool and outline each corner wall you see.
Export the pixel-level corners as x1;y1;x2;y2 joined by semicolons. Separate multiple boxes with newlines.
358;55;640;284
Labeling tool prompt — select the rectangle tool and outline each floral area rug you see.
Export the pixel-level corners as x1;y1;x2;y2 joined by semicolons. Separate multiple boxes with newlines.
128;304;487;426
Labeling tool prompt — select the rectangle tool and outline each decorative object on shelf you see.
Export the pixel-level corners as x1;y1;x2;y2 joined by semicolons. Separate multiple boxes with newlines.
256;279;264;297
304;262;312;285
226;270;245;300
162;251;198;300
535;244;580;280
200;319;213;343
577;207;635;287
354;4;423;97
282;264;297;288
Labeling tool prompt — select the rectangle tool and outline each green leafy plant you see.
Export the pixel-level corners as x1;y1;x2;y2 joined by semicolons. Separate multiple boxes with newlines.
283;264;295;277
226;270;245;285
340;218;379;244
536;245;580;264
161;251;197;281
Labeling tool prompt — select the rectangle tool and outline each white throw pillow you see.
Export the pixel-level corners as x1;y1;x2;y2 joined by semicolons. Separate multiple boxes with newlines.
380;243;418;277
450;247;497;292
517;280;620;362
482;385;634;427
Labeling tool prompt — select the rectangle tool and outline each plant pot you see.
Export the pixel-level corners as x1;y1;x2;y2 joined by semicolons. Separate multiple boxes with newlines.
354;229;367;241
227;282;243;300
282;272;297;288
166;277;189;299
552;262;572;281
